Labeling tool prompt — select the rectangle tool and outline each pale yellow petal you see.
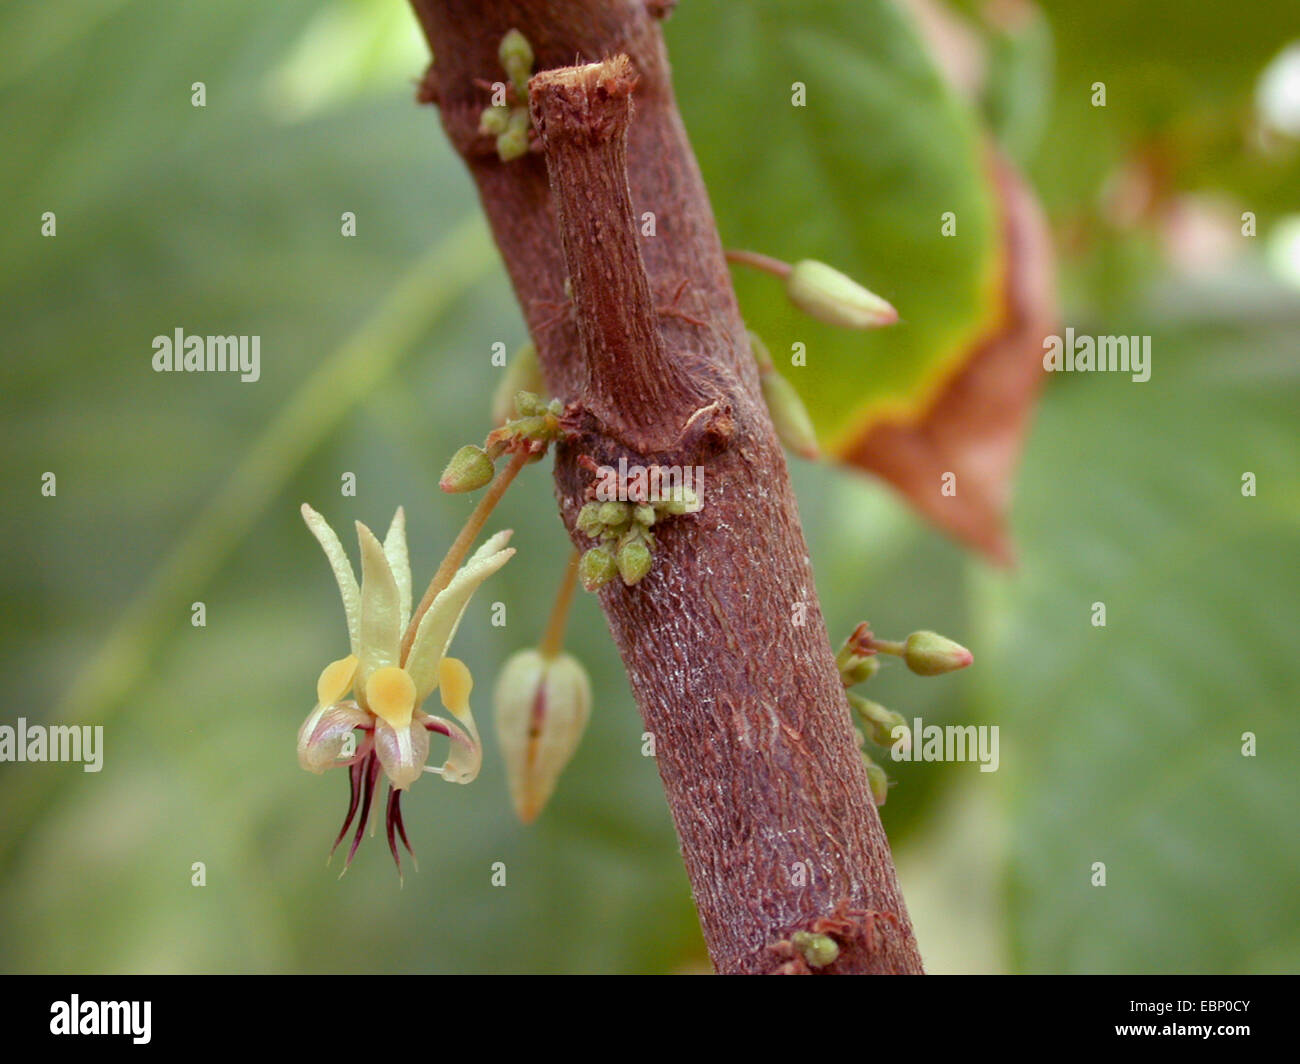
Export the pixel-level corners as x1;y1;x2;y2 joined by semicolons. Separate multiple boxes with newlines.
383;507;412;634
405;536;514;701
301;504;361;651
355;521;403;701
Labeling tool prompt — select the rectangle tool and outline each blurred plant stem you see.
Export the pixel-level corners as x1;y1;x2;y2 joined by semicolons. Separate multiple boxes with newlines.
538;549;581;659
0;216;496;870
401;450;530;659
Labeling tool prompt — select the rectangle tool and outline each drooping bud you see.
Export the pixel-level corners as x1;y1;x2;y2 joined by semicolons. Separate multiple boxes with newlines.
494;649;592;823
498;28;534;97
440;445;495;493
785;259;898;329
490;342;545;425
839;653;880;686
902;630;974;676
848;692;910;751
862;753;890;806
579;545;617;590
616;536;653;586
760;369;820;460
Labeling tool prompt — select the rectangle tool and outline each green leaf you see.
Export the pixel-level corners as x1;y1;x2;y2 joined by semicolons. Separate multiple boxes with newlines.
1026;1;1300;216
972;308;1300;972
667;0;1001;452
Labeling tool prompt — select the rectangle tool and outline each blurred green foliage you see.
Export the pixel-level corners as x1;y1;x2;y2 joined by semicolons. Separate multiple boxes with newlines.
1;0;1296;973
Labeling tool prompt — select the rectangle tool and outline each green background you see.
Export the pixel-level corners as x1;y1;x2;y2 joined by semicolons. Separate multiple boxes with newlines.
1;0;1297;973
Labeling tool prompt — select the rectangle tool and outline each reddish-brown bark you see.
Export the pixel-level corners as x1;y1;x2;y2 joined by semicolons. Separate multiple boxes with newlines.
409;0;923;974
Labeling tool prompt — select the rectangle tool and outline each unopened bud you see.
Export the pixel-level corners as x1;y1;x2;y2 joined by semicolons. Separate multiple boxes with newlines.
440;444;495;493
496;108;530;162
839;653;880;686
575;502;604;537
579;545;617;590
863;754;890;806
616;537;653;585
498;29;534;97
597;501;632;528
494;649;591;823
903;630;974;676
748;329;775;370
791;931;840;968
633;504;656;527
848;693;909;751
490;343;544;425
655;484;701;515
479;105;510;137
517;390;547;417
786;259;898;329
760;369;820;460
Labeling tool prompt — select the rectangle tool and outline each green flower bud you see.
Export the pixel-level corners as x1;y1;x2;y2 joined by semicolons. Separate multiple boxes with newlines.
490;343;544;426
597;501;632;529
786;259;898;329
505;414;550;441
496;125;529;162
848;693;909;751
579;545;617;591
498;28;534;97
633;504;656;527
839;653;880;687
616;537;653;585
514;389;545;417
760;369;820;460
863;754;890;806
575;502;604;538
791;931;840;968
494;649;591;823
903;630;974;676
479;105;510;137
655;484;701;515
494;108;531;162
440;444;495;493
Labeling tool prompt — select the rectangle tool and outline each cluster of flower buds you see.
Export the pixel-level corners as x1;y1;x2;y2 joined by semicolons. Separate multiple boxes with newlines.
834;621;973;806
575;500;656;589
440;389;565;493
478;29;535;162
573;484;699;591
